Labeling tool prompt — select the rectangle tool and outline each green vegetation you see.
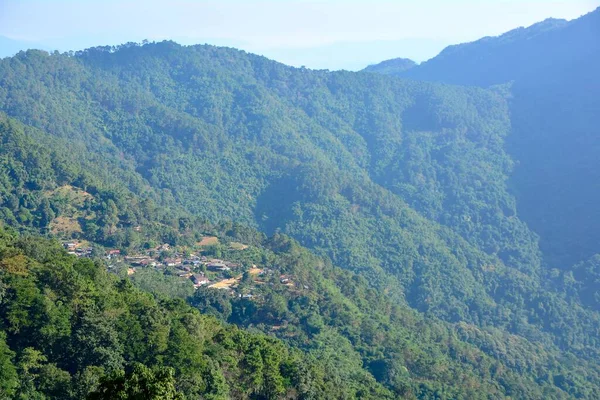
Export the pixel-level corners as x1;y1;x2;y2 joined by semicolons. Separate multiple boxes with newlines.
3;223;600;399
0;17;599;397
0;227;401;399
391;6;600;269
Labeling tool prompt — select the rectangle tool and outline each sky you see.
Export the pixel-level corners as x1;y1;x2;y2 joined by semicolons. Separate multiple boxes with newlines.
0;0;598;70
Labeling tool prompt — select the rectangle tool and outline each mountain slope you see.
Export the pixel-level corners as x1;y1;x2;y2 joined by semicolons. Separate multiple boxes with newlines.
1;41;600;397
0;227;399;399
0;127;592;400
2;218;600;398
0;113;201;248
399;8;598;87
385;7;600;269
0;44;543;315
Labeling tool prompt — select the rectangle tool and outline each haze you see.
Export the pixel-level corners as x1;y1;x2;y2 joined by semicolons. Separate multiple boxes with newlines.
0;0;597;70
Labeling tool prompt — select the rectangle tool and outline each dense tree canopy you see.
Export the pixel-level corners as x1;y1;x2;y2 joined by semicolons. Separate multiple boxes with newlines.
0;12;599;397
391;6;600;269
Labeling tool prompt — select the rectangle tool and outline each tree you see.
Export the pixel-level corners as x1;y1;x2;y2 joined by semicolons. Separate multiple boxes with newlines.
100;200;119;235
88;363;184;400
0;333;18;398
37;198;55;229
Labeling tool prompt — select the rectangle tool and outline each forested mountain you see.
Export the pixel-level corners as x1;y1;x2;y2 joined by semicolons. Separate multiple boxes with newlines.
379;7;600;269
0;13;599;397
1;110;588;398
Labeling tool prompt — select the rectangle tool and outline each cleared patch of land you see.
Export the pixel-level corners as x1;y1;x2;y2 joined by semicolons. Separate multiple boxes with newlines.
50;216;82;235
48;185;93;205
229;242;248;250
208;277;238;289
197;236;219;247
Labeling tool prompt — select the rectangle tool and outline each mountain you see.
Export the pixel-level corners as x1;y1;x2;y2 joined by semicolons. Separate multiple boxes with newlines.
398;8;599;87
1;113;589;397
0;43;544;319
1;38;600;397
374;7;600;269
362;57;417;75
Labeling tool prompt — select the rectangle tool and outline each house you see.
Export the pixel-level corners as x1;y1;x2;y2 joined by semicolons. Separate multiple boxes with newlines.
163;258;182;267
224;261;241;268
125;255;148;261
129;258;152;267
107;249;121;256
63;242;78;250
207;262;230;272
190;274;210;286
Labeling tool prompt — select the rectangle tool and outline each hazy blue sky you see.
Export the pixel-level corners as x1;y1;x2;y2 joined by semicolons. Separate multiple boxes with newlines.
1;0;598;70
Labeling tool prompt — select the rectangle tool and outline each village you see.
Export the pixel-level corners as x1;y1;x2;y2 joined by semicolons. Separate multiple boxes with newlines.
62;236;297;300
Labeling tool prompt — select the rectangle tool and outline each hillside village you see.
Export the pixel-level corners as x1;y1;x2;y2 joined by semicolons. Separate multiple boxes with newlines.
62;236;298;300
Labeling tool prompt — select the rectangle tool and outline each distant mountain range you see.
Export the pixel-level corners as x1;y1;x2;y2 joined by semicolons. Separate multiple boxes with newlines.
0;34;446;70
362;8;599;85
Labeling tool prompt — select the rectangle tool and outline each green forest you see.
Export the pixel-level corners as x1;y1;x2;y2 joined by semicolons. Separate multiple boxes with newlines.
371;6;600;269
0;7;599;399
